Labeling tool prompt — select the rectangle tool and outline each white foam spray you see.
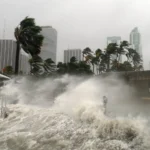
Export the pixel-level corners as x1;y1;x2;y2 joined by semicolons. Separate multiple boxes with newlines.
0;75;150;150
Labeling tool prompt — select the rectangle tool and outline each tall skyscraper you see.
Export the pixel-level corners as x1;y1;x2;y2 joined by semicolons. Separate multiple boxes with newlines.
64;49;82;63
130;27;142;57
0;39;30;74
107;36;121;45
0;40;16;72
40;26;57;63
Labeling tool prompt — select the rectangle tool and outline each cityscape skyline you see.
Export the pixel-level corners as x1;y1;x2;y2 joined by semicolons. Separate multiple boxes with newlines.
0;0;150;69
0;25;143;74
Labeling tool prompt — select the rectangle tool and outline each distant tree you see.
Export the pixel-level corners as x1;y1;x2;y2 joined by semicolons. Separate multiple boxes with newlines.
57;56;93;75
3;66;14;75
105;43;117;70
111;59;119;71
82;47;93;62
111;61;134;72
70;56;77;63
126;48;135;62
132;51;142;67
14;16;44;74
57;62;67;74
134;64;144;71
90;56;98;73
101;40;143;72
95;49;105;74
78;61;93;75
116;41;128;62
118;61;133;71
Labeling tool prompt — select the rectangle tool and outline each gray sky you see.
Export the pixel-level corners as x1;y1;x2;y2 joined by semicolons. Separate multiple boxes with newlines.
0;0;150;69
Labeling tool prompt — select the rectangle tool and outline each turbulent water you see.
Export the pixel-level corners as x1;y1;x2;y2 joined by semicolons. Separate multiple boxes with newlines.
0;75;150;150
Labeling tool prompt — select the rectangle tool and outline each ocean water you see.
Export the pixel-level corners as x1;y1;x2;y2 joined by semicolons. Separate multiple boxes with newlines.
0;75;150;150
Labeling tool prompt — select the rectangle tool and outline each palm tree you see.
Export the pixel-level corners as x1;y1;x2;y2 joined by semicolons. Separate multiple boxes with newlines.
132;51;142;68
14;17;44;74
126;48;135;63
90;56;98;73
82;47;92;61
126;48;142;67
95;49;102;74
111;59;119;71
110;41;128;70
43;58;56;73
29;55;43;75
105;43;117;70
78;61;93;75
116;41;128;62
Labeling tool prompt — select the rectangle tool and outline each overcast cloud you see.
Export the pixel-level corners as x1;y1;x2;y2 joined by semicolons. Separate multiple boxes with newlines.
0;0;150;69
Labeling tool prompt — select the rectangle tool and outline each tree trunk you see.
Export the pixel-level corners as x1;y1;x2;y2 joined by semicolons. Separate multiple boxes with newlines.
96;65;98;75
15;41;20;75
107;56;110;71
98;62;101;74
92;64;94;73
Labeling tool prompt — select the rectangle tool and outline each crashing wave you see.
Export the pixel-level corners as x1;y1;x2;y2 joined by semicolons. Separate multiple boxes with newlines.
0;75;149;150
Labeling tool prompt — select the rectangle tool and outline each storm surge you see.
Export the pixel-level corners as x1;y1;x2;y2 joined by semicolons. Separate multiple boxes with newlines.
0;75;150;150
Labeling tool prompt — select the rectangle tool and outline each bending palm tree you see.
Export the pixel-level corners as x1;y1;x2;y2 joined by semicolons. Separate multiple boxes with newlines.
126;48;135;63
14;17;44;74
44;58;56;73
82;47;93;61
132;51;142;68
117;41;128;62
104;43;118;71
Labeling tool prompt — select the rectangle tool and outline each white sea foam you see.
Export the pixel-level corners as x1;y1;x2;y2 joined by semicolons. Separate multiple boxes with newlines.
0;75;149;150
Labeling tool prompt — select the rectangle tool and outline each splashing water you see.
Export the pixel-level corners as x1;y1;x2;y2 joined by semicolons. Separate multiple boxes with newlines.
0;75;150;150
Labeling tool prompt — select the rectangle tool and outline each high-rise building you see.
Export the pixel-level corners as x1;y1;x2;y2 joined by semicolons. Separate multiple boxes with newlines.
0;39;30;74
40;26;57;63
107;36;122;63
107;36;121;45
130;27;142;57
0;40;16;72
64;49;82;63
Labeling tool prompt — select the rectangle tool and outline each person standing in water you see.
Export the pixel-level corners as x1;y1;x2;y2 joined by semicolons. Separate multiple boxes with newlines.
103;96;108;115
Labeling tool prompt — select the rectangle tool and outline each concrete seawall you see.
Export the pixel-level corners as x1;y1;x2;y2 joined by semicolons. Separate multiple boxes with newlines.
98;71;150;99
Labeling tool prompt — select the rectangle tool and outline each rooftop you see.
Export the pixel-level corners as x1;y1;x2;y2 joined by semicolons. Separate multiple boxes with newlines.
41;26;52;28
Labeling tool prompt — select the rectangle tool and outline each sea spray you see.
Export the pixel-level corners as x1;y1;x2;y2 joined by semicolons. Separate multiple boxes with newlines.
0;75;149;150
